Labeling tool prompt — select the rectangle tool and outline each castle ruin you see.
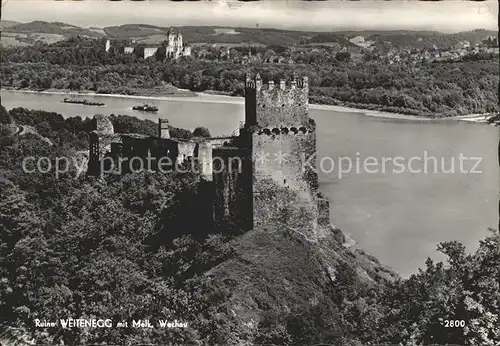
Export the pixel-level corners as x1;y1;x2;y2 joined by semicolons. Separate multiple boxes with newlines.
88;74;331;236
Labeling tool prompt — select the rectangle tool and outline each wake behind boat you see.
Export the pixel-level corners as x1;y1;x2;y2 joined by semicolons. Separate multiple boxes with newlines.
62;98;105;106
132;103;158;112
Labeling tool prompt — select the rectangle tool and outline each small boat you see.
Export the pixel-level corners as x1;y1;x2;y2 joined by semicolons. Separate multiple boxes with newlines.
132;103;158;112
62;98;105;106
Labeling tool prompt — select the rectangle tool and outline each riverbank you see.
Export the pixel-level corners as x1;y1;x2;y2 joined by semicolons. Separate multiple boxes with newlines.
2;88;496;124
2;86;197;98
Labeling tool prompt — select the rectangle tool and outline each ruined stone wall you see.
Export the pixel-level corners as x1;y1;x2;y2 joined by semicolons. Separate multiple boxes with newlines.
158;119;170;139
206;137;235;148
88;132;101;176
144;47;159;59
87;132;121;176
252;177;319;236
120;136;151;173
195;142;213;181
92;114;114;135
149;137;179;171
251;129;316;193
87;115;120;176
212;147;252;232
250;128;318;229
177;141;197;164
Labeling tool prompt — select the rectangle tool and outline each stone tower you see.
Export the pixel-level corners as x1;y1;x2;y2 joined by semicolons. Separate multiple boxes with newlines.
176;31;183;48
158;118;170;139
242;73;319;229
87;114;116;176
167;28;176;46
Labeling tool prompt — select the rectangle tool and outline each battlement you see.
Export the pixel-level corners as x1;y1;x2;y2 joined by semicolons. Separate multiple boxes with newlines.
254;126;314;136
245;73;308;91
244;73;310;128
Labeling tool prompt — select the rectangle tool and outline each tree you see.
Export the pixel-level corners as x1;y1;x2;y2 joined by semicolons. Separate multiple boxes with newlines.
0;103;12;125
380;229;500;346
193;127;211;138
68;80;81;90
335;51;351;62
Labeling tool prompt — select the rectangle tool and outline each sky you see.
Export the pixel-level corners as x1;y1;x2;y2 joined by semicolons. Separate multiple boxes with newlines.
1;0;498;33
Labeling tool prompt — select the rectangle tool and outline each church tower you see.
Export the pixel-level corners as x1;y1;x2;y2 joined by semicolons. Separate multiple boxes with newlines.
167;27;176;46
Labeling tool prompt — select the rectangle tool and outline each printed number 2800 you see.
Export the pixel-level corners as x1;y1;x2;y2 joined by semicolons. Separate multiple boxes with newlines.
444;320;465;328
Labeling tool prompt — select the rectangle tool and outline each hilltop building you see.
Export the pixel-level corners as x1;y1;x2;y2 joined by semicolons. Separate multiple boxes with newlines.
87;74;330;236
104;28;191;60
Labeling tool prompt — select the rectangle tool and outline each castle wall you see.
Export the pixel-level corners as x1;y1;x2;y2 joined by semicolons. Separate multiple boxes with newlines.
212;147;252;232
177;142;197;164
244;74;325;234
87;115;120;176
251;176;319;232
245;76;309;128
196;142;213;181
149;137;178;171
251;128;316;194
87;133;121;176
88;132;101;176
92;114;114;135
158;119;170;139
120;136;151;172
144;47;159;60
207;137;235;148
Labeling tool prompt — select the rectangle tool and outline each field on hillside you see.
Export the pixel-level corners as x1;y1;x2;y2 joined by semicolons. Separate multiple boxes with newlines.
3;21;496;48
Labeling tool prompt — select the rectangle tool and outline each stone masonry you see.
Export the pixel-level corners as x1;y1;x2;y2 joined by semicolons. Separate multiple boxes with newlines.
87;73;331;235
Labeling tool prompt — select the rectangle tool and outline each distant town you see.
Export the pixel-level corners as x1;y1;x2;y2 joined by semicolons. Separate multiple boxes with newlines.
1;5;499;345
189;34;498;65
100;28;498;65
1;22;498;118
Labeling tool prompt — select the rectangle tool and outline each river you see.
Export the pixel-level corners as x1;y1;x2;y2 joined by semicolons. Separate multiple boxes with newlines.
2;89;498;277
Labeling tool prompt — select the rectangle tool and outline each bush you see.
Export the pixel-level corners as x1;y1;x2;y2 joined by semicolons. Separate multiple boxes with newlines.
193;126;211;138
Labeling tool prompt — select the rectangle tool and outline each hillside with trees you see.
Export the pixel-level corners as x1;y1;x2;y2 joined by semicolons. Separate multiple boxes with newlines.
2;37;498;117
5;21;495;48
2;21;104;38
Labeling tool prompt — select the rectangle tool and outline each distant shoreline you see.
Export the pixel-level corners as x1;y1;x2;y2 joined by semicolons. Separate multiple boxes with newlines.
2;88;494;124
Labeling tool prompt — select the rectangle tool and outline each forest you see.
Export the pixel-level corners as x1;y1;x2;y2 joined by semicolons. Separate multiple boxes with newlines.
0;106;499;345
4;21;496;49
1;37;498;117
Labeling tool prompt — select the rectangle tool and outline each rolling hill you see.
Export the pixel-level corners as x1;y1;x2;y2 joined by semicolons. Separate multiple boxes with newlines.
2;21;104;37
1;20;497;50
103;24;497;48
0;20;21;29
1;21;105;47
